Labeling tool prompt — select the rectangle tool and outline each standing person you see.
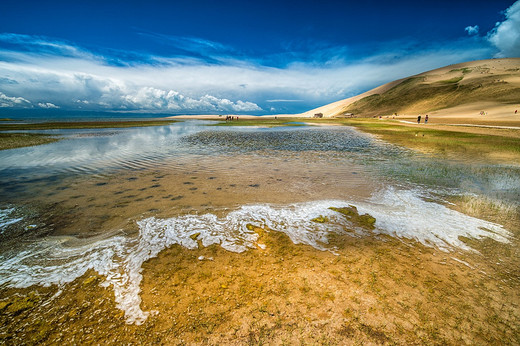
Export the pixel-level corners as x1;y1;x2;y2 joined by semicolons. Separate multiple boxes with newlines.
425;114;429;124
417;115;421;124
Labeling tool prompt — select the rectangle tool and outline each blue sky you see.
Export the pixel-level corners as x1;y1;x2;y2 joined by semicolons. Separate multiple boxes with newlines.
0;0;519;115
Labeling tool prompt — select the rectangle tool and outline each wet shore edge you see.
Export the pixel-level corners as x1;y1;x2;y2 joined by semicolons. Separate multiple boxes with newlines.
2;115;520;165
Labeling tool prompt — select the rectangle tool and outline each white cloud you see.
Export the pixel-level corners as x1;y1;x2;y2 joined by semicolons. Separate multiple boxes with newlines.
488;0;520;57
465;25;479;36
138;32;233;56
37;102;59;109
121;87;261;112
0;91;31;108
0;33;94;60
0;32;494;114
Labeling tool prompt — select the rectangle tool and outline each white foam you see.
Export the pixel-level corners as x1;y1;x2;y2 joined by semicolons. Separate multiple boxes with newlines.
0;188;511;324
354;188;510;251
0;208;23;231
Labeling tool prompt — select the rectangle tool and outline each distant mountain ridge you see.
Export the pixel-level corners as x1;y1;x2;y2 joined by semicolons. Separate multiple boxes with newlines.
301;58;520;118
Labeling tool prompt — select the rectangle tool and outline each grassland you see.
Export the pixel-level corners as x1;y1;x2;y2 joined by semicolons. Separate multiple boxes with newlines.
335;118;520;163
0;133;61;150
0;120;178;150
0;120;177;131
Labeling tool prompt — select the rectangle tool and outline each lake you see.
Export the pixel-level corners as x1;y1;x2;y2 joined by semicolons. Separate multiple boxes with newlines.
0;120;519;342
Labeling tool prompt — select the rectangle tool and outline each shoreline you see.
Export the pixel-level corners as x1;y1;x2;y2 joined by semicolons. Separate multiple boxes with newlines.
2;115;519;164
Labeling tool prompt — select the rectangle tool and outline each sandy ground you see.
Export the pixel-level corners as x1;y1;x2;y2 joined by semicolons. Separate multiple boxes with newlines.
172;114;259;120
169;110;520;131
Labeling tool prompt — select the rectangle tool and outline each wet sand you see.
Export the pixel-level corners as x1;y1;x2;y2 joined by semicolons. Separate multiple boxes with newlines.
1;219;519;344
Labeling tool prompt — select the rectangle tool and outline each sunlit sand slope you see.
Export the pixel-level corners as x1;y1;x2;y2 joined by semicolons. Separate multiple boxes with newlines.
301;58;520;121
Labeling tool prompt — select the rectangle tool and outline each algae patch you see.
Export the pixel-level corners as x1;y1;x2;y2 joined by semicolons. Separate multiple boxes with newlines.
329;206;376;230
311;215;329;223
190;232;201;240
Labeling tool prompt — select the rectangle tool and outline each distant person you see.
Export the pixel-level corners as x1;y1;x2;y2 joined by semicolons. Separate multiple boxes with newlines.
417;115;421;124
425;115;429;124
516;110;518;114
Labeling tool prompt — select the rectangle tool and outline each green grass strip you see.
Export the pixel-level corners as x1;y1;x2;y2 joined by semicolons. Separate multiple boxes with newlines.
0;133;61;150
0;120;178;131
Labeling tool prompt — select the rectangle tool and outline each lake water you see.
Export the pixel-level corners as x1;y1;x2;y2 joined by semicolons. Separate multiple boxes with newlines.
0;120;518;325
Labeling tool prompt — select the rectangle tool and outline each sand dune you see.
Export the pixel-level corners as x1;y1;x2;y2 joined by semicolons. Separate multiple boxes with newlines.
301;58;520;124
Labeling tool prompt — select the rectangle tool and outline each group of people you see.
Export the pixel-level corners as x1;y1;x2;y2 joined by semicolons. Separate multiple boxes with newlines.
417;114;429;124
225;115;239;121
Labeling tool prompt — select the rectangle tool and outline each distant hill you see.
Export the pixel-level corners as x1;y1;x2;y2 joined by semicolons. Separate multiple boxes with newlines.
301;58;520;118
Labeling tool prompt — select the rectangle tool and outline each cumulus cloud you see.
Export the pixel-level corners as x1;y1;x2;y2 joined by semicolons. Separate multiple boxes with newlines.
465;25;479;36
0;92;31;108
38;102;59;109
0;52;263;113
122;87;261;112
488;0;520;57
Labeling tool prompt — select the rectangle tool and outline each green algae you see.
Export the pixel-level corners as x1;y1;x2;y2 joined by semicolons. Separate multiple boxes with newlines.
190;232;201;240
329;206;376;230
311;215;329;223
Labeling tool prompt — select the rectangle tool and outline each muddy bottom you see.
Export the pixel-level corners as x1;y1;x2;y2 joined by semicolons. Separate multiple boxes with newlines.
0;153;376;240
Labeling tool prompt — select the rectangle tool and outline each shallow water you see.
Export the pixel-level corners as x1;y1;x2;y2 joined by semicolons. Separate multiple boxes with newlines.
0;120;518;325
